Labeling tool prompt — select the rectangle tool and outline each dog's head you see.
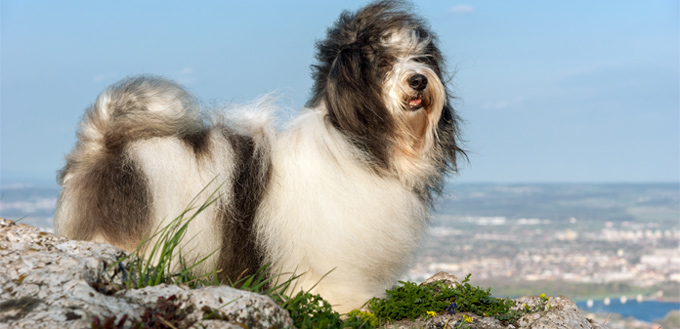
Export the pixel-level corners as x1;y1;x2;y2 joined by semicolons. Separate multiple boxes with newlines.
308;0;464;185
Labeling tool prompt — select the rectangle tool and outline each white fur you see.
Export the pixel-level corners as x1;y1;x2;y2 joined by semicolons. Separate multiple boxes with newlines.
384;68;446;185
126;134;232;273
126;100;278;273
256;108;429;312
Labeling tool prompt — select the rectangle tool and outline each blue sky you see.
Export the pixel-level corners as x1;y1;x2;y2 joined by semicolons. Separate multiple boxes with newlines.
1;1;678;185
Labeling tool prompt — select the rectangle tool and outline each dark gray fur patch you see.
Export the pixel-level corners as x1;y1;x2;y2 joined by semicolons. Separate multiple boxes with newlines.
182;129;212;158
216;133;270;283
63;151;152;247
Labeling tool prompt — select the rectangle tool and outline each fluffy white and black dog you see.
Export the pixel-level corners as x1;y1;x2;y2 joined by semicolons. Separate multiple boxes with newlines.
54;0;464;312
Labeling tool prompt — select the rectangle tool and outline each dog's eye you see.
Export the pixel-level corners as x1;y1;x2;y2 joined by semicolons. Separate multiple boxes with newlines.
413;57;431;65
378;58;393;69
416;28;430;40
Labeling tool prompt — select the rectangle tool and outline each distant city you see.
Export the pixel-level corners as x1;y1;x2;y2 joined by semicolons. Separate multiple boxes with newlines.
408;183;680;328
1;182;679;327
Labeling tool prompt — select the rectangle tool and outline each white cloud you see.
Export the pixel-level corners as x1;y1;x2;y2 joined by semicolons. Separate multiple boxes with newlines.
173;67;196;84
449;4;474;14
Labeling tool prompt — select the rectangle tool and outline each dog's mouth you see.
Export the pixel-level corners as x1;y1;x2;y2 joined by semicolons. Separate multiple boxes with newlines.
407;96;425;111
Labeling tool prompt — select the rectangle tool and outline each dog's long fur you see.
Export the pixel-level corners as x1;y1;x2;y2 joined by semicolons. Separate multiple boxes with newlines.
54;0;464;312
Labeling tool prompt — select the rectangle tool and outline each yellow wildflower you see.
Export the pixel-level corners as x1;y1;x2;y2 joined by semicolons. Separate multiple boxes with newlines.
426;310;437;318
462;314;472;323
348;310;379;327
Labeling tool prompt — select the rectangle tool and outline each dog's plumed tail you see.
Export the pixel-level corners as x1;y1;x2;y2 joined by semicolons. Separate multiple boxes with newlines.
55;76;207;249
69;76;203;162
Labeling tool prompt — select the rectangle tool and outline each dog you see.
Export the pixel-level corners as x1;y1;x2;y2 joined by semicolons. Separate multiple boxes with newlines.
54;0;464;312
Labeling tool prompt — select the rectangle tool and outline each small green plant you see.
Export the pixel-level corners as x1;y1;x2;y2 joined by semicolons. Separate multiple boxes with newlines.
274;291;343;329
228;263;301;296
368;280;444;320
368;274;523;324
523;293;552;313
448;313;474;329
262;269;374;329
346;310;380;328
270;291;375;329
540;293;552;310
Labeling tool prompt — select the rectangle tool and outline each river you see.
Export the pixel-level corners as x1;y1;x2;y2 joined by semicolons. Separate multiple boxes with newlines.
577;299;679;323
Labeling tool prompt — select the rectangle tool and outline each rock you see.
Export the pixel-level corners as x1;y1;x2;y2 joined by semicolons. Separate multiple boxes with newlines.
383;277;609;329
513;296;608;329
384;301;608;329
0;218;293;329
420;271;461;288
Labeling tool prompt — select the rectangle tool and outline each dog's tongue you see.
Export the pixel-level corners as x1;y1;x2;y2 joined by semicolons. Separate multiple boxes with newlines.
409;98;423;108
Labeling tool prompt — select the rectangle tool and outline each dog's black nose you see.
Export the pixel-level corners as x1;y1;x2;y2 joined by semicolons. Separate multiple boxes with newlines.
408;74;428;91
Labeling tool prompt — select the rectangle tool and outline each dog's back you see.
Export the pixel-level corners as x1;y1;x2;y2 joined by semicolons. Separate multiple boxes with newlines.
54;76;272;280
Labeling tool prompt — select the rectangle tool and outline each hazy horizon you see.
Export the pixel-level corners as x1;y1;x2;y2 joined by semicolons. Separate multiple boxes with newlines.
2;180;679;190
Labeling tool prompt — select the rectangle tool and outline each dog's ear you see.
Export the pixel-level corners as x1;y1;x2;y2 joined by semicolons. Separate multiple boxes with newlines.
325;47;395;170
436;101;466;173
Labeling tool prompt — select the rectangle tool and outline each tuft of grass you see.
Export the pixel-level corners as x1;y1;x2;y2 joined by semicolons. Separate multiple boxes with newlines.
111;182;222;290
228;263;294;295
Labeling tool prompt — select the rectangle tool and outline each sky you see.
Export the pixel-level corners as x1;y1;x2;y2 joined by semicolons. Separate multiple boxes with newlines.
1;1;678;186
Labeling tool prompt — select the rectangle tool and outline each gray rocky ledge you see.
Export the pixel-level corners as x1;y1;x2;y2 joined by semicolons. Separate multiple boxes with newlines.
0;218;293;329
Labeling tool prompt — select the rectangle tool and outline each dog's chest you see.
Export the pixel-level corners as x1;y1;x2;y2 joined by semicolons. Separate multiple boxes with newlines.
258;122;429;253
